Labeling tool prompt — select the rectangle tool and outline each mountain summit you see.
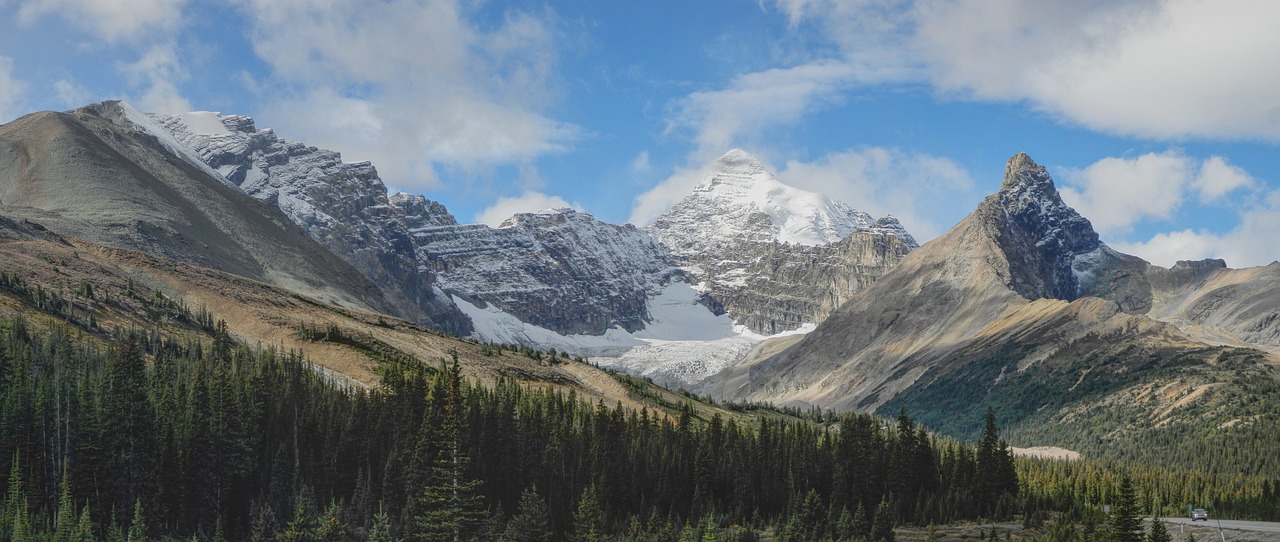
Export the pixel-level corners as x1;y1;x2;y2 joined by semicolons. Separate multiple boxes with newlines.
648;150;915;335
661;149;885;248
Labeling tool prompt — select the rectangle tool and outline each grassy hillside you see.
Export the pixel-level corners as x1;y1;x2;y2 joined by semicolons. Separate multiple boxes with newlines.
882;337;1280;478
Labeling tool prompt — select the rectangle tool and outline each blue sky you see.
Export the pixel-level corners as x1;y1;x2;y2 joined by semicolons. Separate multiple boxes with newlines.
2;0;1279;267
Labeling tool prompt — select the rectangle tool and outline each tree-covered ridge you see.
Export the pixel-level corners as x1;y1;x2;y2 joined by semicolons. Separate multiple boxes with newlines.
881;342;1280;479
0;316;1021;541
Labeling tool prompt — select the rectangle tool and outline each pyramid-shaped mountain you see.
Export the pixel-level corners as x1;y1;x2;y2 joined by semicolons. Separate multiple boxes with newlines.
707;153;1280;464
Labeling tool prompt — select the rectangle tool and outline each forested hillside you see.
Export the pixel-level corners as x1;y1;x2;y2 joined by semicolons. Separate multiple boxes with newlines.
0;315;1024;541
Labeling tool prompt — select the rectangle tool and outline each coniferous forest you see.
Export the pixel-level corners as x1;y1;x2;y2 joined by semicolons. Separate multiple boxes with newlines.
1;314;1277;541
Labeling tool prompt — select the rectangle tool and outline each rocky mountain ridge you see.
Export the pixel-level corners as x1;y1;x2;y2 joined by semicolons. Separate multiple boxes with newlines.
650;150;916;334
149;108;471;334
707;152;1280;465
147;111;914;350
0;102;391;315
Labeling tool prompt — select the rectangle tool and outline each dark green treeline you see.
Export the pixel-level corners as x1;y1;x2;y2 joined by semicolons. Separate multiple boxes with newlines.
0;315;1018;541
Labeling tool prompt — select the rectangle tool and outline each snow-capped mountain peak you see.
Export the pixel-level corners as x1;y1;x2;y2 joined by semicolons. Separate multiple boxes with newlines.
665;149;878;248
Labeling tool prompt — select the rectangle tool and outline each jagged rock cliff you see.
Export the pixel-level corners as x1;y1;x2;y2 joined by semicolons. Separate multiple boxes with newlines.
407;208;675;336
149;110;471;334
714;152;1280;413
0;102;393;314
649;150;916;334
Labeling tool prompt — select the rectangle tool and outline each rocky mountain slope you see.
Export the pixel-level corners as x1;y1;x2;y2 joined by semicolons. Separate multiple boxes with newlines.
649;150;916;334
0;210;783;427
145;114;915;384
148;108;470;334
0;102;391;315
405;205;675;336
709;152;1280;467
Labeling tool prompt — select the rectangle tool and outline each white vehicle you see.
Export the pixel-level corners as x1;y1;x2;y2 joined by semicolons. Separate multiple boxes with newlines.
1191;508;1208;521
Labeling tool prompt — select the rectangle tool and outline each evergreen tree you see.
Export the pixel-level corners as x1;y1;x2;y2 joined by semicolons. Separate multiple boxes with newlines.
975;408;1017;515
413;358;484;542
127;499;148;542
570;485;605;542
1148;518;1172;542
3;452;24;542
367;503;397;542
870;499;895;542
1109;476;1144;542
503;486;551;542
54;472;77;542
75;505;95;542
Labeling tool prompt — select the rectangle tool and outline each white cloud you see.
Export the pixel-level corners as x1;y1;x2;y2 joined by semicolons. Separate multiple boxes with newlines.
18;0;186;43
667;57;918;161
119;43;191;114
473;191;583;227
0;56;26;122
631;150;651;175
769;0;1280;141
1059;152;1263;240
629;164;712;226
238;0;578;190
51;79;90;107
1114;190;1280;268
777;147;975;240
1058;151;1194;237
1193;156;1254;202
628;146;975;241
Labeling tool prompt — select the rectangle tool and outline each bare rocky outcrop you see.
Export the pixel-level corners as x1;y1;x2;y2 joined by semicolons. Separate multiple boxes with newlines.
148;109;471;335
408;208;676;336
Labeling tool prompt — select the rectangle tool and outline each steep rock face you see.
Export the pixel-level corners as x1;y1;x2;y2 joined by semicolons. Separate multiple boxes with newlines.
410;208;676;336
0;102;391;313
149;110;471;334
717;153;1190;410
649;150;916;334
991;153;1151;312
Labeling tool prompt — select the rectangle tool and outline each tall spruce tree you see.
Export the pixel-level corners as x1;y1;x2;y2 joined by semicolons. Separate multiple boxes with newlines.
413;358;484;542
1109;476;1144;542
975;408;1017;514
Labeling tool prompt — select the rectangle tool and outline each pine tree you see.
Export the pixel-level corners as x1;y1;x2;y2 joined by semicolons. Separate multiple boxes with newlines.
367;503;398;542
1109;476;1144;542
413;358;484;542
54;472;77;542
503;486;551;542
975;408;1017;515
127;499;148;542
4;452;27;542
75;505;95;542
570;485;605;542
870;499;895;542
1148;518;1172;542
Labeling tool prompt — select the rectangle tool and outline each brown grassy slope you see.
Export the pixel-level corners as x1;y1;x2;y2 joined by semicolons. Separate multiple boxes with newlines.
0;219;769;424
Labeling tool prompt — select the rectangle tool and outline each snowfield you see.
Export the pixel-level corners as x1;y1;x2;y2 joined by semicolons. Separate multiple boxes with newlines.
456;281;814;387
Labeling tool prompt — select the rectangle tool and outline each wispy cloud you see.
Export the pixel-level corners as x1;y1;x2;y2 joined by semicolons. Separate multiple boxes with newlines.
474;191;582;227
1059;152;1258;238
0;56;26;122
1113;188;1280;268
17;0;187;43
770;0;1280;141
239;0;580;190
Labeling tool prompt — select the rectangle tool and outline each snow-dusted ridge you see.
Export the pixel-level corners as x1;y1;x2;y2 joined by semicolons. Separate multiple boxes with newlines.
141;107;914;388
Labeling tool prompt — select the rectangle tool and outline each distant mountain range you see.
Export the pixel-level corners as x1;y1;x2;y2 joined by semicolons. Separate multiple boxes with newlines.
3;101;1278;472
